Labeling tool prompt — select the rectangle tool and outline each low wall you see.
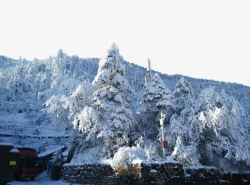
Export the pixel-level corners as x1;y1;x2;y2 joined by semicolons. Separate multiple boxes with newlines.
131;161;184;185
62;163;250;185
62;164;116;185
62;161;184;185
184;167;222;185
184;167;250;185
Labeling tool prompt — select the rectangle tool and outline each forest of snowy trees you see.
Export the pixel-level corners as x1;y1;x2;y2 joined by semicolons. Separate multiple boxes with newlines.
0;44;249;171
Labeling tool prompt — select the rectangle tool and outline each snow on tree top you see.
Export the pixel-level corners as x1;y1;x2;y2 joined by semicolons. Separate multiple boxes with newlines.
173;77;194;98
106;43;120;58
93;43;127;89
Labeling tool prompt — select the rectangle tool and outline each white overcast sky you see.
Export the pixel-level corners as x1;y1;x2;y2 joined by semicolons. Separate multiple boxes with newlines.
0;0;250;86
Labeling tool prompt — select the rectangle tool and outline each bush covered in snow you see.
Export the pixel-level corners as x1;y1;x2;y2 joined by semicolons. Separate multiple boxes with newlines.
112;146;147;171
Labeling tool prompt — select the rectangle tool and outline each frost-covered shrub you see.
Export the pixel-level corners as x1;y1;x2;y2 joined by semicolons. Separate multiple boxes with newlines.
112;146;147;170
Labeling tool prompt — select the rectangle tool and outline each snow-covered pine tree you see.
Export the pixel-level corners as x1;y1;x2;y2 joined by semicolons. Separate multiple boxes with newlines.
74;44;135;159
142;73;172;112
92;43;135;157
139;73;173;140
172;77;194;114
167;78;195;146
168;78;198;164
50;50;81;95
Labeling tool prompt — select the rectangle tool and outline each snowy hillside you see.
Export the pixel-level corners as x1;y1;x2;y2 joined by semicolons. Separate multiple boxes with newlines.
0;45;250;170
1;52;249;130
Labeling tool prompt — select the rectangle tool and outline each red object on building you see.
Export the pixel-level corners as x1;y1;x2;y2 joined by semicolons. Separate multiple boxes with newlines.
160;140;168;149
15;147;40;180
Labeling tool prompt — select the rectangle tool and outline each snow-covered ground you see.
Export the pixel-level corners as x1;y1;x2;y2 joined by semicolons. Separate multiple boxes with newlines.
10;173;76;185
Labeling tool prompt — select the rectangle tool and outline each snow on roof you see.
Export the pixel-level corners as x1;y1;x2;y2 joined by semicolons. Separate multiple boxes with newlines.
0;143;13;146
38;145;65;158
15;145;35;150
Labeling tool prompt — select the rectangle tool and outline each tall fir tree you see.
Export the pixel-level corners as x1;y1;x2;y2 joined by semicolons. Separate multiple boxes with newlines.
74;44;135;159
140;73;173;140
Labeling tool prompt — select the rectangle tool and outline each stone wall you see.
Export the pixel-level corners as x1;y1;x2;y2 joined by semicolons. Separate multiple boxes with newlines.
62;164;116;185
62;163;250;185
130;161;184;185
184;167;250;185
62;161;184;185
184;167;222;185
